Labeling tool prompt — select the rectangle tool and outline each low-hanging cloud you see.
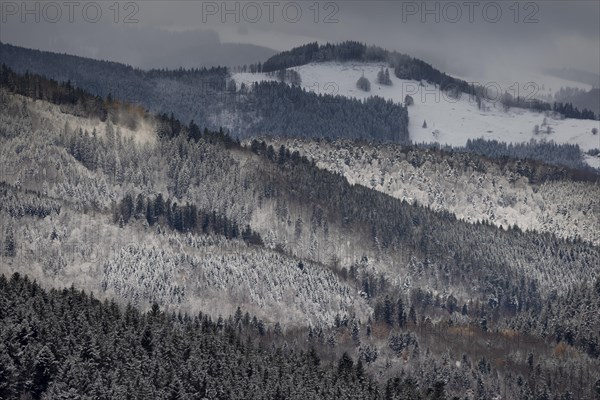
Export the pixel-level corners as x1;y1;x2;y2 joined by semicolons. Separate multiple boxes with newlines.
1;0;597;82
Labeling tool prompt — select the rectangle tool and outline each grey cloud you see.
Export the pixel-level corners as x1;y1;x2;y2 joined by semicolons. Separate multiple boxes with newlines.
0;0;597;80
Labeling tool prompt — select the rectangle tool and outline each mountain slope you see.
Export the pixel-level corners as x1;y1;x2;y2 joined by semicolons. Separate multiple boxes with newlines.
259;137;600;245
3;74;599;314
2;60;600;399
0;43;408;142
234;62;600;168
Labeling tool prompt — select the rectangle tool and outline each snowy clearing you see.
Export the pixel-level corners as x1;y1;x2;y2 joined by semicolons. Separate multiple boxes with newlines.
234;62;600;167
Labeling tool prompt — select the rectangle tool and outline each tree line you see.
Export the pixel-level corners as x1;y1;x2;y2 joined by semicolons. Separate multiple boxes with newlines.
114;192;263;245
259;41;598;121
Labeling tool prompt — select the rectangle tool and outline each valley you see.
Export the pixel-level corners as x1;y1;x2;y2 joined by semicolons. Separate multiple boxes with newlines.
1;38;599;399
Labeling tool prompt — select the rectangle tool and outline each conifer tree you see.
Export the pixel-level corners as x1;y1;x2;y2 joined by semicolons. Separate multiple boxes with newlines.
3;224;16;258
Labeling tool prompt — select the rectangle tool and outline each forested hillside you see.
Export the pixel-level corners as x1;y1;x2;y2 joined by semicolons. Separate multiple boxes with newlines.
2;70;599;325
3;272;600;399
1;65;600;399
260;42;597;121
261;137;600;245
0;273;383;400
260;41;470;93
0;44;409;142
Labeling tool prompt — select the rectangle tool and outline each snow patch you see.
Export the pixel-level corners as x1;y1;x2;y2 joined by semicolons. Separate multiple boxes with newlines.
233;62;600;168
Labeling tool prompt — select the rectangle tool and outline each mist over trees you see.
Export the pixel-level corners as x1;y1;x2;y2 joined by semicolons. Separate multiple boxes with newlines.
0;45;411;142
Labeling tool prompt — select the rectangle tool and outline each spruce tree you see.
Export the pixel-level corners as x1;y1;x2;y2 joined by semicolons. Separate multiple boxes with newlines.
3;224;16;258
357;74;371;92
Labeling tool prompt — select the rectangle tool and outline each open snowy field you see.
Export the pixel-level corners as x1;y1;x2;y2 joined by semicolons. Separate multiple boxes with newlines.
234;62;600;165
453;70;594;101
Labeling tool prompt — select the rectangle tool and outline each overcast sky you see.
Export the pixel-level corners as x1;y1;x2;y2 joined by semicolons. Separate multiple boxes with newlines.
2;1;598;81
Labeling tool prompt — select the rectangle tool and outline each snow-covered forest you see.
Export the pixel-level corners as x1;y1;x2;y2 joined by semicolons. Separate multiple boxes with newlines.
1;40;599;399
261;137;600;245
0;44;409;142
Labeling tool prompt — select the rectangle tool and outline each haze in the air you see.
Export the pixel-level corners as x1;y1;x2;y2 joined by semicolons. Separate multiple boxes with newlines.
1;1;599;83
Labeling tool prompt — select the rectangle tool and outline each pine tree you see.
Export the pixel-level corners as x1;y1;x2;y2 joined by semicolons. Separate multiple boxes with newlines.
461;303;468;316
357;74;371;92
274;322;283;337
256;319;265;335
337;352;354;379
141;326;154;354
377;67;385;85
3;224;16;258
150;302;160;317
351;320;361;345
234;307;243;325
153;195;164;219
135;194;145;218
377;67;392;86
383;296;395;326
355;358;365;381
0;345;16;398
397;297;406;328
32;345;57;399
408;305;417;325
146;200;155;226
